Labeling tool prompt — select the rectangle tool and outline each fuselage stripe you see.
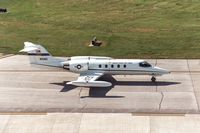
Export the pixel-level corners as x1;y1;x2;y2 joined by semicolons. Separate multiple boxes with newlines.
88;68;158;73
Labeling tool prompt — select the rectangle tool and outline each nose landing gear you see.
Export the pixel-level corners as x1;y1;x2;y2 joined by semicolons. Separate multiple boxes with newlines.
151;76;156;82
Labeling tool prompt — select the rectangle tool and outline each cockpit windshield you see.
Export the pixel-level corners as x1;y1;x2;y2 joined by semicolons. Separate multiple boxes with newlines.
139;61;151;67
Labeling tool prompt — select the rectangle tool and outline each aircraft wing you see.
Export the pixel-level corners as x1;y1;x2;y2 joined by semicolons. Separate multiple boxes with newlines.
66;72;112;87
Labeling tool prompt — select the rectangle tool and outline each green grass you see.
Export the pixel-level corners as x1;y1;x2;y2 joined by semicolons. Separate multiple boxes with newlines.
1;0;200;58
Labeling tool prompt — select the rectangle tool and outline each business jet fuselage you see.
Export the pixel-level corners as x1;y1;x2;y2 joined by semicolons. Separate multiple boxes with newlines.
20;42;170;87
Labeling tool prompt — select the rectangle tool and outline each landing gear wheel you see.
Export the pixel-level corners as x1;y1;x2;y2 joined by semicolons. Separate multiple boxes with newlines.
151;76;156;82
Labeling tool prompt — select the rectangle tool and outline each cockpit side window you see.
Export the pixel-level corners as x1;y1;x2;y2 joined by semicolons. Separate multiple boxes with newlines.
139;61;151;67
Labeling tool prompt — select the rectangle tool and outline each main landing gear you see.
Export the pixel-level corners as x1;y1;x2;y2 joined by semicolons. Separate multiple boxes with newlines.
151;76;156;82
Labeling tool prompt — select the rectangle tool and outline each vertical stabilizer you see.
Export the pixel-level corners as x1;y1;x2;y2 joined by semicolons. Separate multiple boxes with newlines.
20;42;64;67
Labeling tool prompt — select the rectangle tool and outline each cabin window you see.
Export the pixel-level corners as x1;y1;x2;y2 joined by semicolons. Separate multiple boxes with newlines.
99;64;102;68
139;61;151;67
105;64;108;68
124;64;126;68
111;64;114;68
117;64;120;68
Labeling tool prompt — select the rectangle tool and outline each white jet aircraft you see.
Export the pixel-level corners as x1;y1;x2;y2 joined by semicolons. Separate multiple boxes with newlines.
20;42;170;87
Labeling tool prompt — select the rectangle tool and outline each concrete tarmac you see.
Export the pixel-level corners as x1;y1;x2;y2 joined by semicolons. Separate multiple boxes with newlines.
1;113;200;133
0;55;200;113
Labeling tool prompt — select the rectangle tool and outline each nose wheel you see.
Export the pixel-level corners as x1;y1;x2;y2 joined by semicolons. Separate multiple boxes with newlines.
151;76;156;82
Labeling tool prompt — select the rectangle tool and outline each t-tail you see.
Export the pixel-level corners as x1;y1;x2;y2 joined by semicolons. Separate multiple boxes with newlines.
20;42;65;67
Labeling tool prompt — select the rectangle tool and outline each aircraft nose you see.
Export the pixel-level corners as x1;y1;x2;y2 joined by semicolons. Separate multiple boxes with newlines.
154;67;170;75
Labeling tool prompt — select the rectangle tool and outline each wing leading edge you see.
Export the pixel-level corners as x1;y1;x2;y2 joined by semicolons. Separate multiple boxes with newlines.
66;72;112;87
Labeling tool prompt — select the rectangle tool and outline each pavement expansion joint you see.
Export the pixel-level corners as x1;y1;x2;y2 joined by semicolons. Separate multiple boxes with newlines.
79;87;88;111
2;115;10;133
50;117;56;132
77;113;83;133
0;112;47;115
149;116;152;133
187;59;200;111
132;112;186;116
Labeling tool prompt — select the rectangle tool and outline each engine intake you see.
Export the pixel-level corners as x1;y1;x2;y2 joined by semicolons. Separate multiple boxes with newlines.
62;62;70;70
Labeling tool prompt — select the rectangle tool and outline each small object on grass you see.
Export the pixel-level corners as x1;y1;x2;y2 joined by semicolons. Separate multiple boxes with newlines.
0;8;7;13
89;36;102;47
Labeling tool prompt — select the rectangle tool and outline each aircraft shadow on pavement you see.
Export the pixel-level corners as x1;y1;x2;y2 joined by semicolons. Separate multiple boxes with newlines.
99;75;181;86
50;81;123;98
50;75;180;98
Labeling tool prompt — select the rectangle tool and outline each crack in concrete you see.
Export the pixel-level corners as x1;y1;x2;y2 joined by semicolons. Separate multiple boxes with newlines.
78;87;83;98
154;63;164;112
155;78;164;112
81;103;87;111
79;87;87;111
187;60;200;111
155;59;157;66
159;92;164;111
156;81;158;92
76;87;87;131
